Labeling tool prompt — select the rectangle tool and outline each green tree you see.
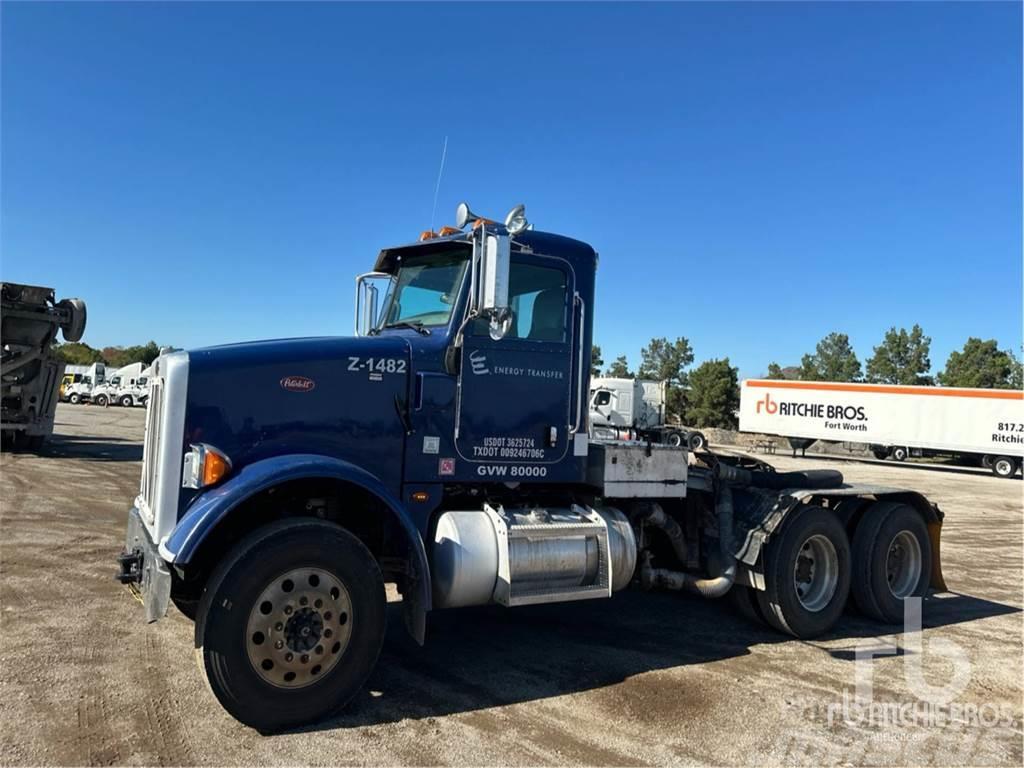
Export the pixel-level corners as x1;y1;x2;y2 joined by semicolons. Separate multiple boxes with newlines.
590;345;604;378
766;362;800;380
52;342;104;365
799;332;862;382
102;341;162;368
865;325;932;385
937;338;1021;389
685;358;739;428
605;355;632;378
638;336;694;419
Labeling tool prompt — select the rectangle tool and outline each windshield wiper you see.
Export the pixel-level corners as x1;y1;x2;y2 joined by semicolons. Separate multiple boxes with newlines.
381;321;431;336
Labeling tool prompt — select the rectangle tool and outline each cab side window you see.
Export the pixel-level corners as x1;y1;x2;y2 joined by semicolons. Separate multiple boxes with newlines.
473;262;567;342
594;390;612;406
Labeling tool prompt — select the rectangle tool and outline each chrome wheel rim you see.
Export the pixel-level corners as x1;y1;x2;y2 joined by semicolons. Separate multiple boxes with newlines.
668;433;682;447
246;567;353;689
995;459;1013;476
886;531;922;599
793;534;839;612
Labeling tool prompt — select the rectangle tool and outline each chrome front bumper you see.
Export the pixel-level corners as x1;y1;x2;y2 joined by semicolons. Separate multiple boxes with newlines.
118;506;171;623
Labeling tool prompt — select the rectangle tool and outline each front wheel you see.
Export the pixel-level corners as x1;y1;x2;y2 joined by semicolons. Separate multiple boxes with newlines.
891;447;908;462
196;519;386;731
69;393;80;405
665;430;683;447
756;505;851;638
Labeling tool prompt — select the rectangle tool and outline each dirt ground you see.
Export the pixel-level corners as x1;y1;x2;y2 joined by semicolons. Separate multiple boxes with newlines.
1;404;1021;766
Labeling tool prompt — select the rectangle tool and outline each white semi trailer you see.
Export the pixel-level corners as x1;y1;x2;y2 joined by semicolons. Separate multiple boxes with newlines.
589;376;706;450
739;379;1024;478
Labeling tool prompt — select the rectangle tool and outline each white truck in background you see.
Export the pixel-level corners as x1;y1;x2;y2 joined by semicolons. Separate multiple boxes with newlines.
60;362;106;404
589;376;707;450
90;362;151;407
739;379;1024;478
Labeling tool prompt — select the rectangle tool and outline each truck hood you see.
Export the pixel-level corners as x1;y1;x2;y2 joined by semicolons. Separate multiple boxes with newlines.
182;335;412;493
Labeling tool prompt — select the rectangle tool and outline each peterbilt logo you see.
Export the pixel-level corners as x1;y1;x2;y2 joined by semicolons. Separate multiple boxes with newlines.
280;375;316;392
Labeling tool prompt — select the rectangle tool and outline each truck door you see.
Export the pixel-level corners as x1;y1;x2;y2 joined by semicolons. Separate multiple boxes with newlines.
455;255;576;477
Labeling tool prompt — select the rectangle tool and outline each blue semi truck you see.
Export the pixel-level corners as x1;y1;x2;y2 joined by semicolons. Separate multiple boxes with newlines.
118;203;946;731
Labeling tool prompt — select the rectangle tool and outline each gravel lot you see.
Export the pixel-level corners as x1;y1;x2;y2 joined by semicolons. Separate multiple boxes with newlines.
1;404;1021;766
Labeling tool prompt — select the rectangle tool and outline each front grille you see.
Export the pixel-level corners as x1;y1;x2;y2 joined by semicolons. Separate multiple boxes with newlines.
139;377;163;523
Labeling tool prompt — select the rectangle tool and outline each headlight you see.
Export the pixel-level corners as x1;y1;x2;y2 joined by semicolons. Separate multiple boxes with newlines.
182;443;232;489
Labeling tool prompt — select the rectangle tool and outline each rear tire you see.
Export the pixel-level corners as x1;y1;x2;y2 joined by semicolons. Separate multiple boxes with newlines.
94;395;108;407
851;502;931;624
756;505;851;638
195;519;386;732
729;584;766;626
687;431;707;451
872;447;889;461
665;430;683;447
120;395;134;407
891;447;908;462
991;456;1019;479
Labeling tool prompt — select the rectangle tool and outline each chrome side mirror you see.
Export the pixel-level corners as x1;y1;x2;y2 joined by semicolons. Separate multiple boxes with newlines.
354;272;392;336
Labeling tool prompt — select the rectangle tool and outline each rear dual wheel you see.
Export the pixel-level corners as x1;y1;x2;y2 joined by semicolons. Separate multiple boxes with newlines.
196;519;386;732
756;505;851;638
991;456;1019;479
850;502;931;624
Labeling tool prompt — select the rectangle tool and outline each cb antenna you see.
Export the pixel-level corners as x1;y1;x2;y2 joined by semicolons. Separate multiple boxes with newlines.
430;135;449;232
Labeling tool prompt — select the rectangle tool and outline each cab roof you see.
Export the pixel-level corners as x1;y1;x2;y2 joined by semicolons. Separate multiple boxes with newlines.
374;227;597;275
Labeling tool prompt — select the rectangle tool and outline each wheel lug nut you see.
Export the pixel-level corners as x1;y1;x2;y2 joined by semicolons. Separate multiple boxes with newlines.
285;653;293;662
301;654;309;664
324;629;332;638
315;645;323;655
324;611;332;621
299;596;308;606
284;606;293;615
275;640;284;649
314;599;323;608
274;622;283;631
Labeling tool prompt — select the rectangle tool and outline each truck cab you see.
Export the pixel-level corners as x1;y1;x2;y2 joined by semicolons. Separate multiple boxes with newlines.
119;202;945;732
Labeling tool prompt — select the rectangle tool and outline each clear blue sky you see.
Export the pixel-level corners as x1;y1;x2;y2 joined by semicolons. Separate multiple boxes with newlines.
3;2;1020;379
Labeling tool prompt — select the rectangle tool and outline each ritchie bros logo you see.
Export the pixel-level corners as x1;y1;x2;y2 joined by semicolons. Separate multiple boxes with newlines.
756;392;867;423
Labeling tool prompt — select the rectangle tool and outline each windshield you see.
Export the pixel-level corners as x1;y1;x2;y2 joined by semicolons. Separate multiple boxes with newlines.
380;251;468;329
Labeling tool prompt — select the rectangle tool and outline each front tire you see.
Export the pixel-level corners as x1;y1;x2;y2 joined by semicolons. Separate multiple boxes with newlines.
891;447;908;462
69;393;80;405
196;519;386;731
665;430;683;447
851;502;931;624
756;505;851;638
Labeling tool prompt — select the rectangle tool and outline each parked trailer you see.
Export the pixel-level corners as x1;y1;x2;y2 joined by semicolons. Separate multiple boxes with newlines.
589;376;706;449
739;379;1024;478
118;203;946;731
1;283;86;449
